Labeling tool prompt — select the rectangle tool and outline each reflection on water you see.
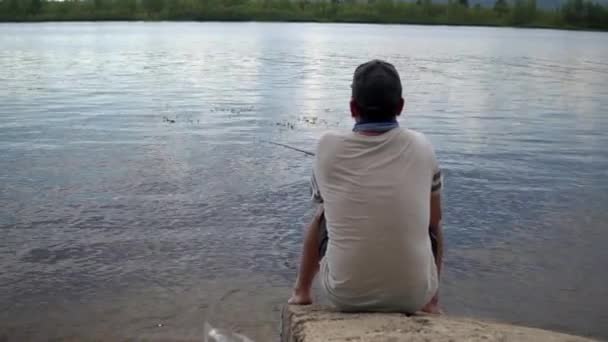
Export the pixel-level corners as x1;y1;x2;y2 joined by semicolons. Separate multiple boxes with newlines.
1;22;607;340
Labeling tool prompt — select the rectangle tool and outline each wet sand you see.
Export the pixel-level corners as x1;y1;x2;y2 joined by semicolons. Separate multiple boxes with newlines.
1;275;290;341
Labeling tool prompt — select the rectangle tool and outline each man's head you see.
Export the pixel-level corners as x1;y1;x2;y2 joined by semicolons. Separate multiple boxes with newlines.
351;60;404;123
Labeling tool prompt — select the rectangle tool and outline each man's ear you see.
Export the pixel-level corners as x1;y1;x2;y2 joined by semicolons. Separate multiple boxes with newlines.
396;98;405;117
350;99;359;119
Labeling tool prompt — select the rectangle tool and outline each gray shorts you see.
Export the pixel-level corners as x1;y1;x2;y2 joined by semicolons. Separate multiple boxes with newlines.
318;212;329;258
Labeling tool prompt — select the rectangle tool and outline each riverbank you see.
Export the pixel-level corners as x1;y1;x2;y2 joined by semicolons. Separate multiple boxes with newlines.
1;0;607;31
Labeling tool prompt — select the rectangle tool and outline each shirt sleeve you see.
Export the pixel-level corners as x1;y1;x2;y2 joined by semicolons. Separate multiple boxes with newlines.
432;168;442;194
430;144;443;194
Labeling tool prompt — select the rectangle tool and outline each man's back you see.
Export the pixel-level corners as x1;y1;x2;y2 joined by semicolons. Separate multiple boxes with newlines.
314;127;439;313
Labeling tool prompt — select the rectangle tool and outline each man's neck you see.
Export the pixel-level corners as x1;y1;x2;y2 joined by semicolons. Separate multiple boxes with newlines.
353;118;399;135
357;131;385;136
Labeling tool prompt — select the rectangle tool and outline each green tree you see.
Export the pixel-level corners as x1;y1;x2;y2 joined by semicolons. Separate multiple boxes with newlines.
143;0;165;13
493;0;509;15
562;0;584;23
121;0;137;14
8;0;21;14
511;0;535;24
166;0;180;16
561;0;608;28
374;0;395;16
458;0;469;7
29;0;42;14
297;0;310;10
527;0;536;19
584;1;607;27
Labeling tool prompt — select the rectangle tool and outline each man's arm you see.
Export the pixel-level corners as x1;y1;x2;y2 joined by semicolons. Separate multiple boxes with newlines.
288;169;325;305
288;205;324;305
430;192;443;276
423;142;443;314
422;192;444;314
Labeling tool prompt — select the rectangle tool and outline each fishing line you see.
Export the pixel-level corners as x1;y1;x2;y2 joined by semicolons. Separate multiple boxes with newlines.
261;140;315;157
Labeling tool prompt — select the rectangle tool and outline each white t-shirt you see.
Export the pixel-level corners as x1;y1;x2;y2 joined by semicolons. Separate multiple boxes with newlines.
312;127;442;313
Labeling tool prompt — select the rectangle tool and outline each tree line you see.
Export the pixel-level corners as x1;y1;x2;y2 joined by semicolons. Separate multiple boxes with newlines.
1;0;607;30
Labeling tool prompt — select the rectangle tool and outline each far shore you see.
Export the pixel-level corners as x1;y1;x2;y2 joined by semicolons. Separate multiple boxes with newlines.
2;0;606;32
1;18;607;33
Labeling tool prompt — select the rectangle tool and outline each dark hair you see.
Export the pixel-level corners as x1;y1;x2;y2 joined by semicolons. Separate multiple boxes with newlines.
354;99;401;123
351;60;402;123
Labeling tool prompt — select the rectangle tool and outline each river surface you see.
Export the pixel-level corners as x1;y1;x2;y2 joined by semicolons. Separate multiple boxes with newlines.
1;22;607;341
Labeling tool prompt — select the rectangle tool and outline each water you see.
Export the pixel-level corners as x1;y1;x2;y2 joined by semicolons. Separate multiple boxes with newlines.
1;22;607;341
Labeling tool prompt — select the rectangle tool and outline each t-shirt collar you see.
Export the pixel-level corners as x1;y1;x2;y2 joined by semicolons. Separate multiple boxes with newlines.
352;118;399;133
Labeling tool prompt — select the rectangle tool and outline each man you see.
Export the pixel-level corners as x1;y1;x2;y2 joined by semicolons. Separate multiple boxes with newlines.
288;60;443;314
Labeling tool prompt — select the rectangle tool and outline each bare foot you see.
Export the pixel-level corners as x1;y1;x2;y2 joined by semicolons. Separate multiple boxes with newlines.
288;289;313;305
420;291;443;315
421;301;443;315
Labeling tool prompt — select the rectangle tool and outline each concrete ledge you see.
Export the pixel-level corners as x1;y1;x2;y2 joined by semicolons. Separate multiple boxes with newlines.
281;305;594;342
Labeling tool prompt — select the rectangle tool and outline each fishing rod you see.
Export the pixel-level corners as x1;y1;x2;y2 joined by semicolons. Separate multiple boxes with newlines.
263;140;315;157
